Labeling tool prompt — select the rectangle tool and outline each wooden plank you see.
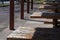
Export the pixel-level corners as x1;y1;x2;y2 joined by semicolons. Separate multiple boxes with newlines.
39;5;56;9
39;5;51;9
44;22;53;24
39;5;60;9
44;21;60;24
7;27;35;40
30;12;60;19
44;2;60;5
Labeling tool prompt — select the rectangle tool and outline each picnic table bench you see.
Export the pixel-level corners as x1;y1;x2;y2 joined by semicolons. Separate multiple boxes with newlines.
45;3;60;5
30;12;60;19
7;27;35;40
43;1;60;5
30;12;60;27
39;5;60;9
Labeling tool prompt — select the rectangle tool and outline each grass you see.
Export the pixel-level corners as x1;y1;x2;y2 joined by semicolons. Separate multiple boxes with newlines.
0;4;9;7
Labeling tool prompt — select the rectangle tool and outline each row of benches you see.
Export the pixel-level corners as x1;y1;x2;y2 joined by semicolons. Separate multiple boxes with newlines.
30;3;60;27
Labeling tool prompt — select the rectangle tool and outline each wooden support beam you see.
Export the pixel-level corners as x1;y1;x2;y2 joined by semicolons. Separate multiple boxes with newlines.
10;0;14;30
44;21;53;24
21;0;24;19
44;21;60;24
31;0;33;10
27;0;30;13
30;12;60;19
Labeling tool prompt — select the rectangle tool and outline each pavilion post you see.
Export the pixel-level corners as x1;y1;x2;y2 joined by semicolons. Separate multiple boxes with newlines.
10;0;14;30
31;0;33;10
27;0;30;13
21;0;24;19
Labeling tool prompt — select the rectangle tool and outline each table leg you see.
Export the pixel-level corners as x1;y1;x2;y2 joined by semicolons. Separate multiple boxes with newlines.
53;19;58;28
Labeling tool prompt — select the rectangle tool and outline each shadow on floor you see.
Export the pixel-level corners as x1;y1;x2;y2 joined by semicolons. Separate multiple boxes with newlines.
32;27;60;40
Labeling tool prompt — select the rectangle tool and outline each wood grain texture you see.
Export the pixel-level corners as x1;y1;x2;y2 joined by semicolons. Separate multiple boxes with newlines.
7;27;35;40
30;12;60;19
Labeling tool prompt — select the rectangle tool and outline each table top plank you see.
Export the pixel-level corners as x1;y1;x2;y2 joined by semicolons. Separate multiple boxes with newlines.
30;12;60;19
7;27;35;40
39;5;60;9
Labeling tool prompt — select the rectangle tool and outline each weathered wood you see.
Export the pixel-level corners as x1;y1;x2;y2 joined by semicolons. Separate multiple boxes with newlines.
30;12;60;19
44;21;60;24
44;22;53;24
44;2;60;5
39;5;60;10
39;5;52;9
39;5;55;9
30;12;60;27
10;0;14;30
7;27;35;40
21;0;24;19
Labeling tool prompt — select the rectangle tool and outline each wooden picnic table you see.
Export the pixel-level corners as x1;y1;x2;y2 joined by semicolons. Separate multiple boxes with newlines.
7;27;35;40
30;12;60;19
39;4;60;12
45;3;60;5
39;5;60;9
43;1;60;5
30;12;60;28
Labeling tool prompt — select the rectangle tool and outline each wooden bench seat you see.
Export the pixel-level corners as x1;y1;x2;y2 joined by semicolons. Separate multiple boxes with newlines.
7;27;35;40
39;5;60;9
43;2;60;5
30;12;60;19
30;12;60;27
39;5;52;9
44;21;60;24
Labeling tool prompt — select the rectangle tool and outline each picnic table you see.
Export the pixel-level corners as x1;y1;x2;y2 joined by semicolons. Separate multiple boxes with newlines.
31;1;60;28
7;27;35;40
30;12;60;28
39;4;60;10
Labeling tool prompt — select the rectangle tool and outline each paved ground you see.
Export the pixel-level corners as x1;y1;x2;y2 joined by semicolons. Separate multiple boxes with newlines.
0;3;42;31
0;6;9;31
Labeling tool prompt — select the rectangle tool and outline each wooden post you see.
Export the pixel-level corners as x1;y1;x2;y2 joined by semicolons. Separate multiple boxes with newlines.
21;0;24;19
31;0;33;10
10;0;14;30
27;0;30;13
